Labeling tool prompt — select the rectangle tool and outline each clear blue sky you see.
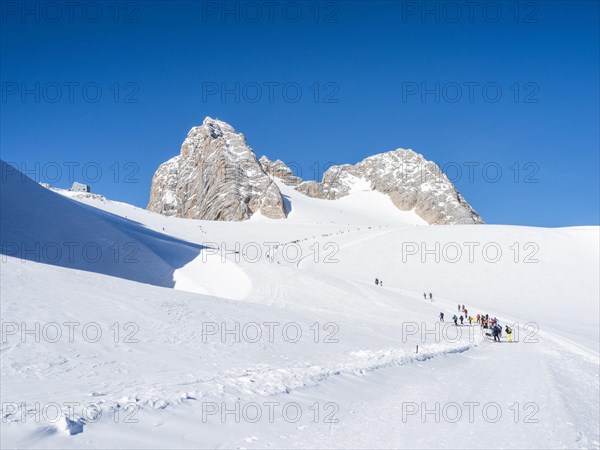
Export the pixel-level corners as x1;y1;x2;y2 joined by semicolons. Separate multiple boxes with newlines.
1;1;598;226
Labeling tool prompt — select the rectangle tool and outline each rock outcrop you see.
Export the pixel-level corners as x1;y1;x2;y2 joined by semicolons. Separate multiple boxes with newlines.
147;118;287;221
258;155;302;187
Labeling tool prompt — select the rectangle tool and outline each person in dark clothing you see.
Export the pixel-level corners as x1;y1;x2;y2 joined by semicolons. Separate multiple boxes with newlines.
453;315;458;325
459;315;464;325
429;292;433;299
424;293;428;300
457;304;461;311
439;312;444;322
492;323;501;342
375;278;379;285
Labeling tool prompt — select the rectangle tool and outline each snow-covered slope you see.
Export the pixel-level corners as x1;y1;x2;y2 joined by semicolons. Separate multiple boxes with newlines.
1;161;598;449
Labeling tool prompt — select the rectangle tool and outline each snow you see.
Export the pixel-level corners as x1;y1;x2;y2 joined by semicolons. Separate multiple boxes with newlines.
1;161;598;449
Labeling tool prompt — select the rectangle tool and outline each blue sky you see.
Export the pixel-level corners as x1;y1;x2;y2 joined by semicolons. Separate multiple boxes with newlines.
1;0;598;226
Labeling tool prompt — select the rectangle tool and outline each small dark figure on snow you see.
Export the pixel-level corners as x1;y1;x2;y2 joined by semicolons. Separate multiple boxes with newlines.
439;312;444;322
459;315;464;325
380;280;383;287
457;304;461;311
453;315;458;325
429;292;433;299
492;323;501;342
424;293;428;300
375;278;379;286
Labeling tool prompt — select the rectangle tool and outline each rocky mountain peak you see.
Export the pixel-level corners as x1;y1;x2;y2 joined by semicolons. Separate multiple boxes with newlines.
295;148;483;224
147;118;288;221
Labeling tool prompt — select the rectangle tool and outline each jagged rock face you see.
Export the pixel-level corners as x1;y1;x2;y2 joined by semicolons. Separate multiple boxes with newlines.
295;149;483;224
259;156;302;187
147;156;180;216
147;118;287;221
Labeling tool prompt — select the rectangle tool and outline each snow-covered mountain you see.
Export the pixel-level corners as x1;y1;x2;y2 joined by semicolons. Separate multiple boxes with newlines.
148;118;482;224
295;150;483;224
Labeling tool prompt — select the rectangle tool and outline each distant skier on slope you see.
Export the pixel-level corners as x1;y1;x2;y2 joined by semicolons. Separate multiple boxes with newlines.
505;325;513;342
375;278;379;286
460;315;464;325
439;312;444;321
453;314;458;325
492;323;501;342
424;293;428;300
457;304;461;311
428;292;432;299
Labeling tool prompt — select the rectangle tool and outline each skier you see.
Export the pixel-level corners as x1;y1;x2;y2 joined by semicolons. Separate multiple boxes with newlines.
461;304;465;311
439;312;444;322
424;293;428;300
505;325;513;342
476;313;481;324
457;304;461;311
452;314;458;325
464;308;468;317
429;292;432;299
375;278;379;286
492;323;501;342
460;315;464;325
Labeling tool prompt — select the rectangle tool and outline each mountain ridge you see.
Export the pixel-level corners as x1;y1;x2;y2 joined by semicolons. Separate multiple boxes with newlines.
148;117;483;224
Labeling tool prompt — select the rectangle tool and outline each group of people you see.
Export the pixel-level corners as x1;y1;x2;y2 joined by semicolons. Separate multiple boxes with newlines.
423;292;433;300
438;304;513;342
374;278;384;287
